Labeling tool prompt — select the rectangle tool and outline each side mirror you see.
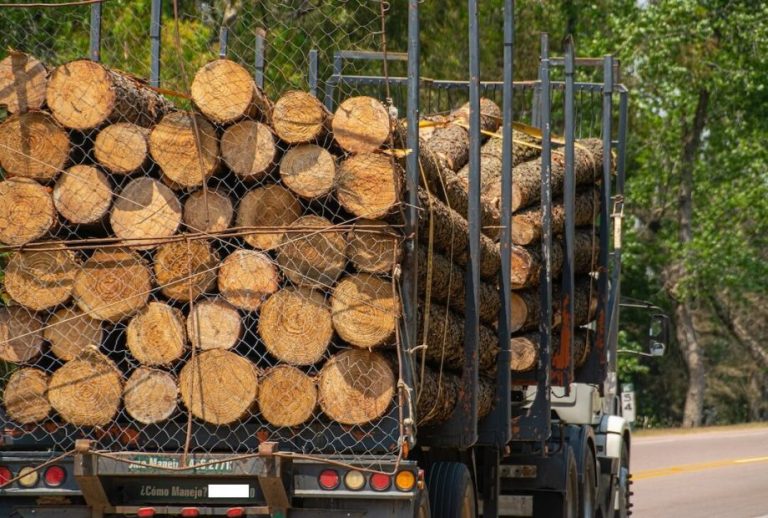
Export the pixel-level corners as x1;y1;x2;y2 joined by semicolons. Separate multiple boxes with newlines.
648;313;669;357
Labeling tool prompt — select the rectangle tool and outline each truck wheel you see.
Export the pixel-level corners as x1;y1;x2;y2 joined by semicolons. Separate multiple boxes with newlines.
565;450;579;518
426;462;475;518
614;442;630;517
579;446;597;518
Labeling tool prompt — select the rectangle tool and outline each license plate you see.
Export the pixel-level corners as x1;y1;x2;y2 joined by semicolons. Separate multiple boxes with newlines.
208;484;250;498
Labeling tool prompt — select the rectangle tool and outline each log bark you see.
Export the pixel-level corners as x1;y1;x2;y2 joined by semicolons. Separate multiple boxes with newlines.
48;350;122;426
337;153;401;219
94;123;150;175
221;120;276;180
110;177;181;250
44;306;103;362
318;349;395;425
421;124;469;172
0;111;70;182
123;367;178;425
510;330;593;373
186;298;242;351
153;239;219;302
149;111;220;189
280;144;336;199
2;368;50;424
451;98;502;135
346;219;401;274
236;184;302;250
331;273;398;349
420;303;498;372
191;58;271;124
0;305;43;363
332;96;391;153
0;51;47;114
179;349;258;425
511;188;598;245
417;366;494;426
0;177;56;246
126;301;187;366
53;165;113;225
259;287;332;366
183;187;233;234
4;248;79;311
47;60;172;130
511;277;597;333
509;228;597;289
276;215;347;288
258;365;317;427
271;90;329;144
417;247;499;326
73;248;152;322
218;249;280;312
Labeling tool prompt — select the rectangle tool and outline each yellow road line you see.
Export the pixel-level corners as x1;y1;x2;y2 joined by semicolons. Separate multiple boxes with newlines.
634;456;768;480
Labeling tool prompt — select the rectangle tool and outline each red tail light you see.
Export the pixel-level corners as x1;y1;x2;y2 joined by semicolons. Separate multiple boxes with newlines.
0;466;11;486
44;465;66;487
180;509;200;517
136;509;156;518
370;472;391;491
318;469;340;490
226;509;245;518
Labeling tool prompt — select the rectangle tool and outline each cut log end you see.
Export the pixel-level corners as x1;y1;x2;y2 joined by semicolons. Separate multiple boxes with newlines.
0;111;69;181
126;302;186;367
3;368;50;425
452;98;502;134
54;165;113;225
150;112;220;189
0;52;47;114
186;298;242;351
332;96;391;153
0;305;43;363
123;367;178;425
4;248;79;311
44;306;103;362
279;144;336;199
271;91;327;144
346;219;401;274
191;58;269;124
48;351;122;427
236;184;302;251
331;273;397;348
510;335;539;372
258;365;317;427
110;177;181;250
318;349;394;425
183;188;233;234
179;349;258;425
221;120;276;180
153;239;219;302
218;249;280;312
94;123;149;175
337;153;401;219
259;287;332;366
0;177;56;246
276;215;347;288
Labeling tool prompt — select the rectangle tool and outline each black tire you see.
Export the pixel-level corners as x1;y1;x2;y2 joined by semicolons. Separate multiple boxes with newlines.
614;442;630;518
414;486;431;518
579;447;597;518
565;448;580;518
426;462;475;518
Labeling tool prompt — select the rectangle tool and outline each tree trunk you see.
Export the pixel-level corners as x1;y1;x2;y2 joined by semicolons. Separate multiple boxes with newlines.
423;124;470;172
451;98;503;135
272;90;329;144
276;215;348;288
186;298;242;352
259;287;333;365
337;152;401;219
183;187;233;234
220;120;277;181
153;239;219;302
417;366;494;426
191;58;271;124
217;249;280;312
179;349;258;425
73;248;152;322
94;122;150;175
48;350;122;426
0;305;43;363
4;248;79;311
44;306;103;362
53;165;113;225
2;368;50;425
317;349;395;425
0;51;47;114
149;111;220;189
510;228;598;289
236;184;303;250
110;177;182;250
280;143;336;199
332;96;391;153
0;111;70;182
47;60;172;130
126;302;187;366
677;300;705;428
347;219;401;274
0;177;56;246
123;367;178;425
258;365;317;427
512;188;598;245
331;273;398;349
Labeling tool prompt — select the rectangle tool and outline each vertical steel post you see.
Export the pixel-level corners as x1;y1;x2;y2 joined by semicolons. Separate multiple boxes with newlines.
554;37;576;390
219;26;229;57
324;53;343;111
89;1;102;62
308;49;319;97
255;30;265;89
149;0;162;88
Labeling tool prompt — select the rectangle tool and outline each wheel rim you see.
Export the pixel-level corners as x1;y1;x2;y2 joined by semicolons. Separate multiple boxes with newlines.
582;450;596;518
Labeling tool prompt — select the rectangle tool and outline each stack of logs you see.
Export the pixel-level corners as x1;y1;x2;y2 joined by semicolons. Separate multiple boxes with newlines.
0;51;602;438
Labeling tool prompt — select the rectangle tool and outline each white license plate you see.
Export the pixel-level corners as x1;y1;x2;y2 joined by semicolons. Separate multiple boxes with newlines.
208;484;250;498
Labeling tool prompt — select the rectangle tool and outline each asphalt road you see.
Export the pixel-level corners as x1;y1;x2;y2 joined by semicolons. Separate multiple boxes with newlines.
631;426;768;517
